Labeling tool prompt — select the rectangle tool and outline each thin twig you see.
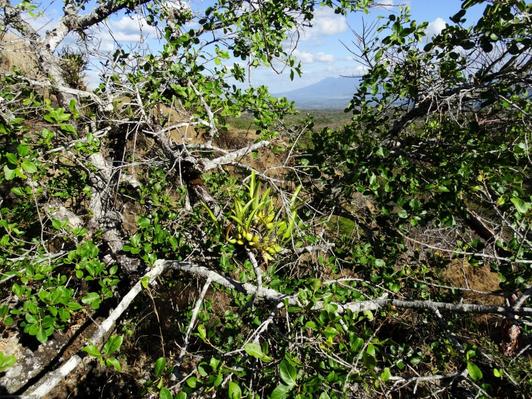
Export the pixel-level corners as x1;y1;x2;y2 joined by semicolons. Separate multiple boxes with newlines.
173;277;212;376
401;232;532;264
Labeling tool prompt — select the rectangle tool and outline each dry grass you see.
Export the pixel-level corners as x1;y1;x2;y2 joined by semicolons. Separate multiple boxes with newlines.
0;32;40;77
442;260;503;304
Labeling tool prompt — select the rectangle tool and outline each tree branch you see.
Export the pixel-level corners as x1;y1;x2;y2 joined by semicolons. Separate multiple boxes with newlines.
23;260;169;398
203;141;272;171
44;0;153;52
19;258;532;397
163;260;532;318
173;277;212;378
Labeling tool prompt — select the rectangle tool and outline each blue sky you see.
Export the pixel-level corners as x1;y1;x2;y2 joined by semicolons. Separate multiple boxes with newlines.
253;0;486;92
26;0;485;92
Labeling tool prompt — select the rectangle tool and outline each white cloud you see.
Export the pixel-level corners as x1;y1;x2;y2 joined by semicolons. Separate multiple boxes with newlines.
316;53;335;63
375;0;411;9
85;69;101;89
293;49;335;64
108;15;158;39
301;7;347;40
376;0;395;9
91;15;160;52
325;64;368;77
375;0;411;10
426;17;446;37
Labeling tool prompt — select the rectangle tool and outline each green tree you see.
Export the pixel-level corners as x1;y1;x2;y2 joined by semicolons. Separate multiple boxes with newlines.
305;1;531;395
0;0;530;398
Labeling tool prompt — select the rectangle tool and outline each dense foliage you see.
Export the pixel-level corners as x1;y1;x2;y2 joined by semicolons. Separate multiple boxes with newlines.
0;0;530;398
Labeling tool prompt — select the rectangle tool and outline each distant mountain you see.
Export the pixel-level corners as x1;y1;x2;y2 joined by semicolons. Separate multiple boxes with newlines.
274;77;359;109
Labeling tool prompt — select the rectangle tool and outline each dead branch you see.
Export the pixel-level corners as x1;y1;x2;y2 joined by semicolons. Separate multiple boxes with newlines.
23;261;169;398
246;248;262;303
21;77;110;110
44;0;154;52
188;79;218;143
203;141;272;171
163;261;532;318
1;0;68;93
16;257;532;397
173;277;212;377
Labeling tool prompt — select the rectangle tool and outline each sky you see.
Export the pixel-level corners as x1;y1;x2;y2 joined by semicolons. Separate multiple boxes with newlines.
252;0;485;92
23;0;486;92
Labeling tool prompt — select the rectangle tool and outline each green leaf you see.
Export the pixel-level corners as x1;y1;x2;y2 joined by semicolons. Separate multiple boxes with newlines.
141;276;150;289
83;344;101;358
16;144;30;157
3;165;16;181
103;335;123;356
154;357;166;377
105;357;122;371
465;349;476;361
213;372;223;387
379;367;392;382
450;9;466;23
6;152;17;164
467;362;483;381
0;352;16;372
81;292;101;309
36;326;49;343
197;364;209;378
14;167;26;179
25;313;38;324
21;159;37;174
366;343;376;357
197;324;207;341
52;218;69;230
270;384;292;399
228;381;242;399
244;342;272;362
185;376;197;388
201;202;218;223
209;357;220;371
60;123;77;134
69;99;80;118
397;208;408;219
138;217;151;229
160;387;173;399
511;197;530;214
279;358;297;387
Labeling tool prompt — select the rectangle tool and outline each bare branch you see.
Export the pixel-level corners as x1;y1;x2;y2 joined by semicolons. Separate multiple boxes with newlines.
16;257;532;397
23;261;169;398
163;260;532;318
44;0;153;52
173;277;212;375
203;141;272;171
246;248;262;303
22;77;111;110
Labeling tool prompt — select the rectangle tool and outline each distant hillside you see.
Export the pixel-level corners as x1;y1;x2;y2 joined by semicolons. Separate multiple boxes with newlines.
0;33;39;77
275;76;359;109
